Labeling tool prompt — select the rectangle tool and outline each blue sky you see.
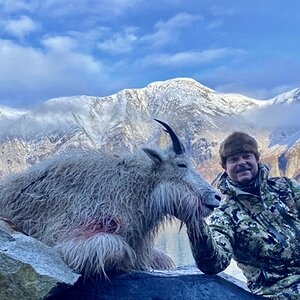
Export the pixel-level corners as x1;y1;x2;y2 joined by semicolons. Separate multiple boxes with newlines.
1;0;300;108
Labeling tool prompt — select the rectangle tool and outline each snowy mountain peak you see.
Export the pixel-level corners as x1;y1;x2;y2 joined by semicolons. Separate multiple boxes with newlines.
271;88;300;105
0;105;28;119
146;77;216;93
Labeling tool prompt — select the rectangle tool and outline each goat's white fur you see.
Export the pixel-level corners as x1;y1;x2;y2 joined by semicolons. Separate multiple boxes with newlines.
0;145;219;276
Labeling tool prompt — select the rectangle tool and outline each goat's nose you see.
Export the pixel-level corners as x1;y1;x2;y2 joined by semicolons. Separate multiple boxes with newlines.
206;194;221;211
215;194;222;202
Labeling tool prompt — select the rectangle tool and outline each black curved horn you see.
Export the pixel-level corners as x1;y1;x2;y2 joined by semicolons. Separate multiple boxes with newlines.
154;119;185;155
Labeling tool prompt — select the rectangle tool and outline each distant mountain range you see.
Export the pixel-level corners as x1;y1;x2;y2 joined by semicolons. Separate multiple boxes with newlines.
1;77;300;182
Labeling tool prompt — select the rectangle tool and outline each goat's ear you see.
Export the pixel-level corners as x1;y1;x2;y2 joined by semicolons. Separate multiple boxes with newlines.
142;148;163;165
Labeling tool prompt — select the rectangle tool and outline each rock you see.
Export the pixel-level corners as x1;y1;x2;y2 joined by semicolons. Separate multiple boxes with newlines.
0;218;262;299
0;219;80;300
47;268;263;300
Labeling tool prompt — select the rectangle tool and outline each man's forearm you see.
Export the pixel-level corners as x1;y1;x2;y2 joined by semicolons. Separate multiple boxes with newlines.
186;219;232;275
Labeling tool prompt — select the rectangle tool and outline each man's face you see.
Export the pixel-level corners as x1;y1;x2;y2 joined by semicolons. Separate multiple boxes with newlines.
224;152;259;185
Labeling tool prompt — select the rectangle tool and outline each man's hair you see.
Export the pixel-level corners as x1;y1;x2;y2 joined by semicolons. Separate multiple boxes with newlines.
219;131;259;168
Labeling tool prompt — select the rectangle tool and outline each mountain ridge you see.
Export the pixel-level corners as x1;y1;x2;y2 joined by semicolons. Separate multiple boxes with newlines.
0;77;300;181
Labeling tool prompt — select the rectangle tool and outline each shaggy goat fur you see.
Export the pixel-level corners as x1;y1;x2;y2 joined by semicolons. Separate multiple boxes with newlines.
0;146;219;277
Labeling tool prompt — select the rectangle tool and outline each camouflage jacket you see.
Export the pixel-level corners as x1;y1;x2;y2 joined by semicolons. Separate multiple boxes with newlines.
187;164;300;299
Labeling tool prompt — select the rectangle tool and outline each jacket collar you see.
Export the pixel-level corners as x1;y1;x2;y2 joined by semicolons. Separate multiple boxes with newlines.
217;163;270;199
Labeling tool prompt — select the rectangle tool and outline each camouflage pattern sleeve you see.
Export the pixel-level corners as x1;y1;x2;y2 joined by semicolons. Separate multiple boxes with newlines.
285;177;300;212
186;209;234;275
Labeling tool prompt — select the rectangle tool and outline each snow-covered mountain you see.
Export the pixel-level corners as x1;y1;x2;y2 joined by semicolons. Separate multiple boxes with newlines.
0;77;300;181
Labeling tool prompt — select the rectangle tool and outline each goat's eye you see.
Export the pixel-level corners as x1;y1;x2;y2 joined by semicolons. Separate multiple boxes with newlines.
177;163;187;168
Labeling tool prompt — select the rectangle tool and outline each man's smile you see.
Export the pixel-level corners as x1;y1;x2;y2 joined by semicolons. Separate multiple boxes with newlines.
236;167;251;174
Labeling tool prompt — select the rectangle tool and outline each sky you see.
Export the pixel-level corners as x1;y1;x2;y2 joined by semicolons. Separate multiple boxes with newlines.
1;0;300;109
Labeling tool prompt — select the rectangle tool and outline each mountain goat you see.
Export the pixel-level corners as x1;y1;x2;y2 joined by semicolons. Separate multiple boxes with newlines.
0;119;220;276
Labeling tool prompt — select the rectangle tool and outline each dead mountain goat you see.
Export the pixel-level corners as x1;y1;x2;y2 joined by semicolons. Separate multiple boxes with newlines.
0;119;220;276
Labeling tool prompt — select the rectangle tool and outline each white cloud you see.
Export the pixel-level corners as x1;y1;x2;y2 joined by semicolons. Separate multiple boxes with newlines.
97;28;138;54
206;78;298;101
96;12;201;55
3;15;39;38
37;0;141;19
41;35;78;52
141;48;246;68
206;20;224;30
246;103;300;128
0;0;33;13
141;13;202;48
0;0;141;21
66;27;111;54
214;82;265;99
198;59;300;100
0;39;113;107
209;5;237;17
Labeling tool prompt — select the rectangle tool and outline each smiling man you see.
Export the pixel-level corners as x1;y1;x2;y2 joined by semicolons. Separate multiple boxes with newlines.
219;132;260;187
184;132;300;299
